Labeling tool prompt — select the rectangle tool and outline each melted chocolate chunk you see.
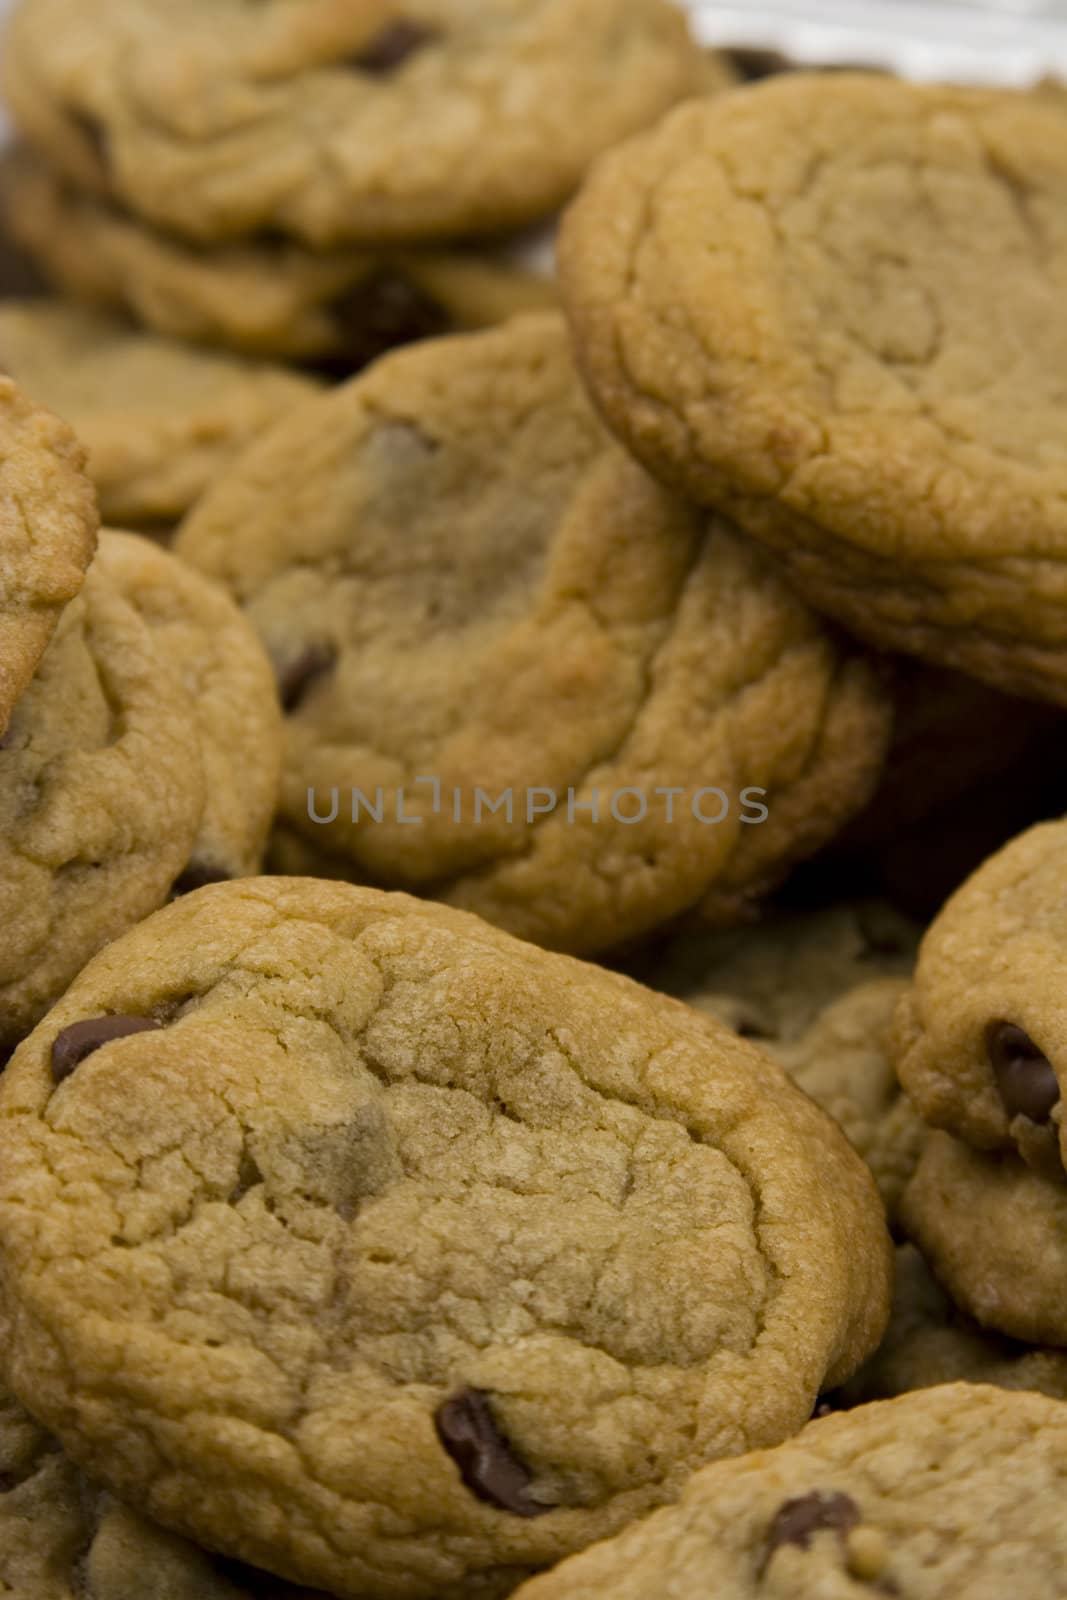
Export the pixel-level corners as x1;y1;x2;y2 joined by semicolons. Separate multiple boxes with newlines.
51;1015;163;1085
322;267;452;376
353;20;437;74
986;1021;1060;1124
434;1389;549;1517
767;1490;861;1556
277;643;337;713
170;862;233;898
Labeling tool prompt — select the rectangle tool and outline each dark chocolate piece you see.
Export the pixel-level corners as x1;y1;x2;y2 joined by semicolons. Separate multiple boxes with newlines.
277;643;337;713
51;1015;163;1085
322;267;452;376
353;21;437;74
768;1490;861;1555
986;1021;1060;1123
434;1388;549;1517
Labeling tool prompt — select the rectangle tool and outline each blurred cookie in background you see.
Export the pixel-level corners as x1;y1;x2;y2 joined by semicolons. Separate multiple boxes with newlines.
0;298;320;525
0;148;558;368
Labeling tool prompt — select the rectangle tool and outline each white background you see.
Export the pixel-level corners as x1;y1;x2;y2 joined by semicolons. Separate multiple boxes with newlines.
1;1;1066;84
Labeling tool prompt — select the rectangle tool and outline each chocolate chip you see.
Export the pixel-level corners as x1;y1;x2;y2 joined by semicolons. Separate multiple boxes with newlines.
277;643;337;713
51;1016;163;1085
322;267;452;376
986;1021;1060;1124
353;21;437;74
434;1389;549;1517
726;47;797;81
768;1490;861;1556
170;862;232;898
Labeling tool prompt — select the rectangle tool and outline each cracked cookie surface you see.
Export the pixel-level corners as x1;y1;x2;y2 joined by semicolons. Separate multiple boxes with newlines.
0;1380;331;1599
0;876;891;1598
0;372;97;740
508;1382;1067;1599
892;818;1067;1180
0;530;281;1050
177;313;891;956
559;74;1067;704
0;148;559;364
0;298;320;524
2;0;705;245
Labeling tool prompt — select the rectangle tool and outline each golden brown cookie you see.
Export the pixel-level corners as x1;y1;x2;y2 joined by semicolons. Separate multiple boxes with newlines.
0;372;97;738
3;0;706;244
900;1130;1067;1346
0;148;558;364
0;877;891;1598
176;314;891;956
840;1244;1067;1406
0;1379;331;1599
507;1383;1067;1600
560;75;1067;704
0;531;281;1051
0;298;320;523
892;818;1067;1180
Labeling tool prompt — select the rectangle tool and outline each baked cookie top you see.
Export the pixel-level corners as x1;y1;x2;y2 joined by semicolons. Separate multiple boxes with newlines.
559;75;1067;703
0;298;320;523
639;898;919;1042
0;148;559;364
508;1382;1067;1599
0;531;281;1049
0;877;891;1598
841;1244;1067;1407
0;1379;330;1599
892;818;1067;1180
3;0;705;245
0;373;98;738
769;979;924;1223
176;314;891;956
900;1129;1067;1347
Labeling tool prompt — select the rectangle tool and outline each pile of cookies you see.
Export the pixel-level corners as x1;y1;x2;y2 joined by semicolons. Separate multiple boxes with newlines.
1;1;1067;1595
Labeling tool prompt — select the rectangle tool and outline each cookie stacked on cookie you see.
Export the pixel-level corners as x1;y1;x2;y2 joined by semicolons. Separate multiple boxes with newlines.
0;376;282;1053
0;1;716;369
560;72;1067;706
892;819;1067;1348
175;311;894;956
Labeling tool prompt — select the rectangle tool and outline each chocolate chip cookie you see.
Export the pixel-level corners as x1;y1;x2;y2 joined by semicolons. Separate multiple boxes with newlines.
3;0;706;245
900;1130;1067;1347
892;818;1067;1180
635;905;923;1214
638;898;919;1043
0;876;891;1598
0;1379;331;1599
176;313;891;956
0;298;320;524
0;530;281;1050
769;980;925;1223
840;1245;1067;1407
507;1383;1067;1599
0;371;97;739
0;149;558;364
560;75;1067;705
